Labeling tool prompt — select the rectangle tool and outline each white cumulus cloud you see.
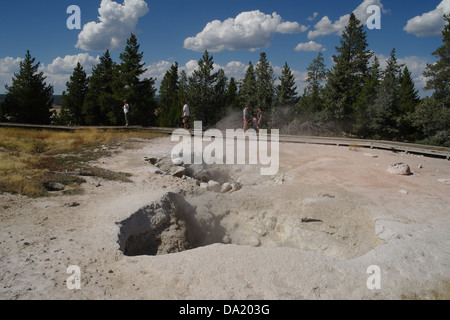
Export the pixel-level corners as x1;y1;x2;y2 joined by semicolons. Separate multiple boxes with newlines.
404;0;450;37
41;54;100;94
0;57;23;74
0;57;24;93
76;0;149;51
307;12;319;22
184;10;308;52
308;0;386;39
43;54;100;74
294;41;326;52
0;54;101;95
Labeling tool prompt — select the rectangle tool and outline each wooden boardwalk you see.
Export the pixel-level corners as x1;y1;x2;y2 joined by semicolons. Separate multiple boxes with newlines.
1;122;449;160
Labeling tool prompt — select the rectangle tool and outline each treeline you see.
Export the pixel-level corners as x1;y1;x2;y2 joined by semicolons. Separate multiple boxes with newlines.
298;13;449;146
0;14;448;146
0;35;157;127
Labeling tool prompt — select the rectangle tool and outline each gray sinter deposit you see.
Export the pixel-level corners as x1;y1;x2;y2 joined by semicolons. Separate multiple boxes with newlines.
118;156;380;260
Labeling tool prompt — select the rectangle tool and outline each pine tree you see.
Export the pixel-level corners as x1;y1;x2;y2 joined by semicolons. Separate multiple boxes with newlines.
118;34;157;126
3;50;54;124
398;66;419;114
133;77;157;127
354;56;381;137
225;77;239;109
323;13;372;130
60;62;88;125
413;97;450;146
83;50;120;125
255;52;275;109
188;51;220;126
397;66;420;141
423;14;450;105
178;70;188;105
214;69;228;119
119;34;146;88
239;62;258;109
370;49;404;140
158;63;180;128
413;14;450;146
276;62;298;106
0;100;4;121
299;53;327;115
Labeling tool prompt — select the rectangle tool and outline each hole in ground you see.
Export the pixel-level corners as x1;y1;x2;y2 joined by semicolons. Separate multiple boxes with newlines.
117;193;227;256
117;192;381;259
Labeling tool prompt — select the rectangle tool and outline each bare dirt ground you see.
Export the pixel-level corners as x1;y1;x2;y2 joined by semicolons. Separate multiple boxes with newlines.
1;135;449;300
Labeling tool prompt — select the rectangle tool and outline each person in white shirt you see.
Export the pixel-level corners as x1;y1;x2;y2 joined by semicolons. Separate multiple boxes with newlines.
181;101;190;129
123;100;130;127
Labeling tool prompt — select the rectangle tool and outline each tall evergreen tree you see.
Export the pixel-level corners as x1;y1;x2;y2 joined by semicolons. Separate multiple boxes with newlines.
239;62;258;109
83;50;120;125
398;66;419;114
118;34;157;126
370;49;404;140
119;34;146;88
299;52;327;115
178;70;188;105
255;52;275;109
225;77;239;109
423;14;450;105
60;62;88;125
0;100;4;121
188;51;220;126
3;50;54;124
413;14;450;146
397;66;420;140
214;69;228;119
276;62;298;106
158;63;180;127
413;97;450;146
354;56;382;137
323;13;372;130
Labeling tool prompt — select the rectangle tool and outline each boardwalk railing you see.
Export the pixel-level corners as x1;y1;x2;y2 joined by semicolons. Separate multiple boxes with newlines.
1;122;449;160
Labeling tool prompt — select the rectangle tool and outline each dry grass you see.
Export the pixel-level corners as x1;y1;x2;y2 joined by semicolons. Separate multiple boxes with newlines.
401;280;450;300
0;128;163;197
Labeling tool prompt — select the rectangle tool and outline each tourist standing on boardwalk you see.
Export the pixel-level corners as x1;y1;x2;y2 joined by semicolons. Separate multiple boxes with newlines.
257;107;263;132
123;100;130;127
243;105;250;132
182;101;190;129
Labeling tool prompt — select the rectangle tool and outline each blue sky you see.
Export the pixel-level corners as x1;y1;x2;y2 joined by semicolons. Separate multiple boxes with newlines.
0;0;449;97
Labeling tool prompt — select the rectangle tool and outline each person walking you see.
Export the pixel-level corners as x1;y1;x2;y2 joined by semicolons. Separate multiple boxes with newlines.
123;100;130;127
243;105;250;132
257;107;263;133
252;115;258;132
